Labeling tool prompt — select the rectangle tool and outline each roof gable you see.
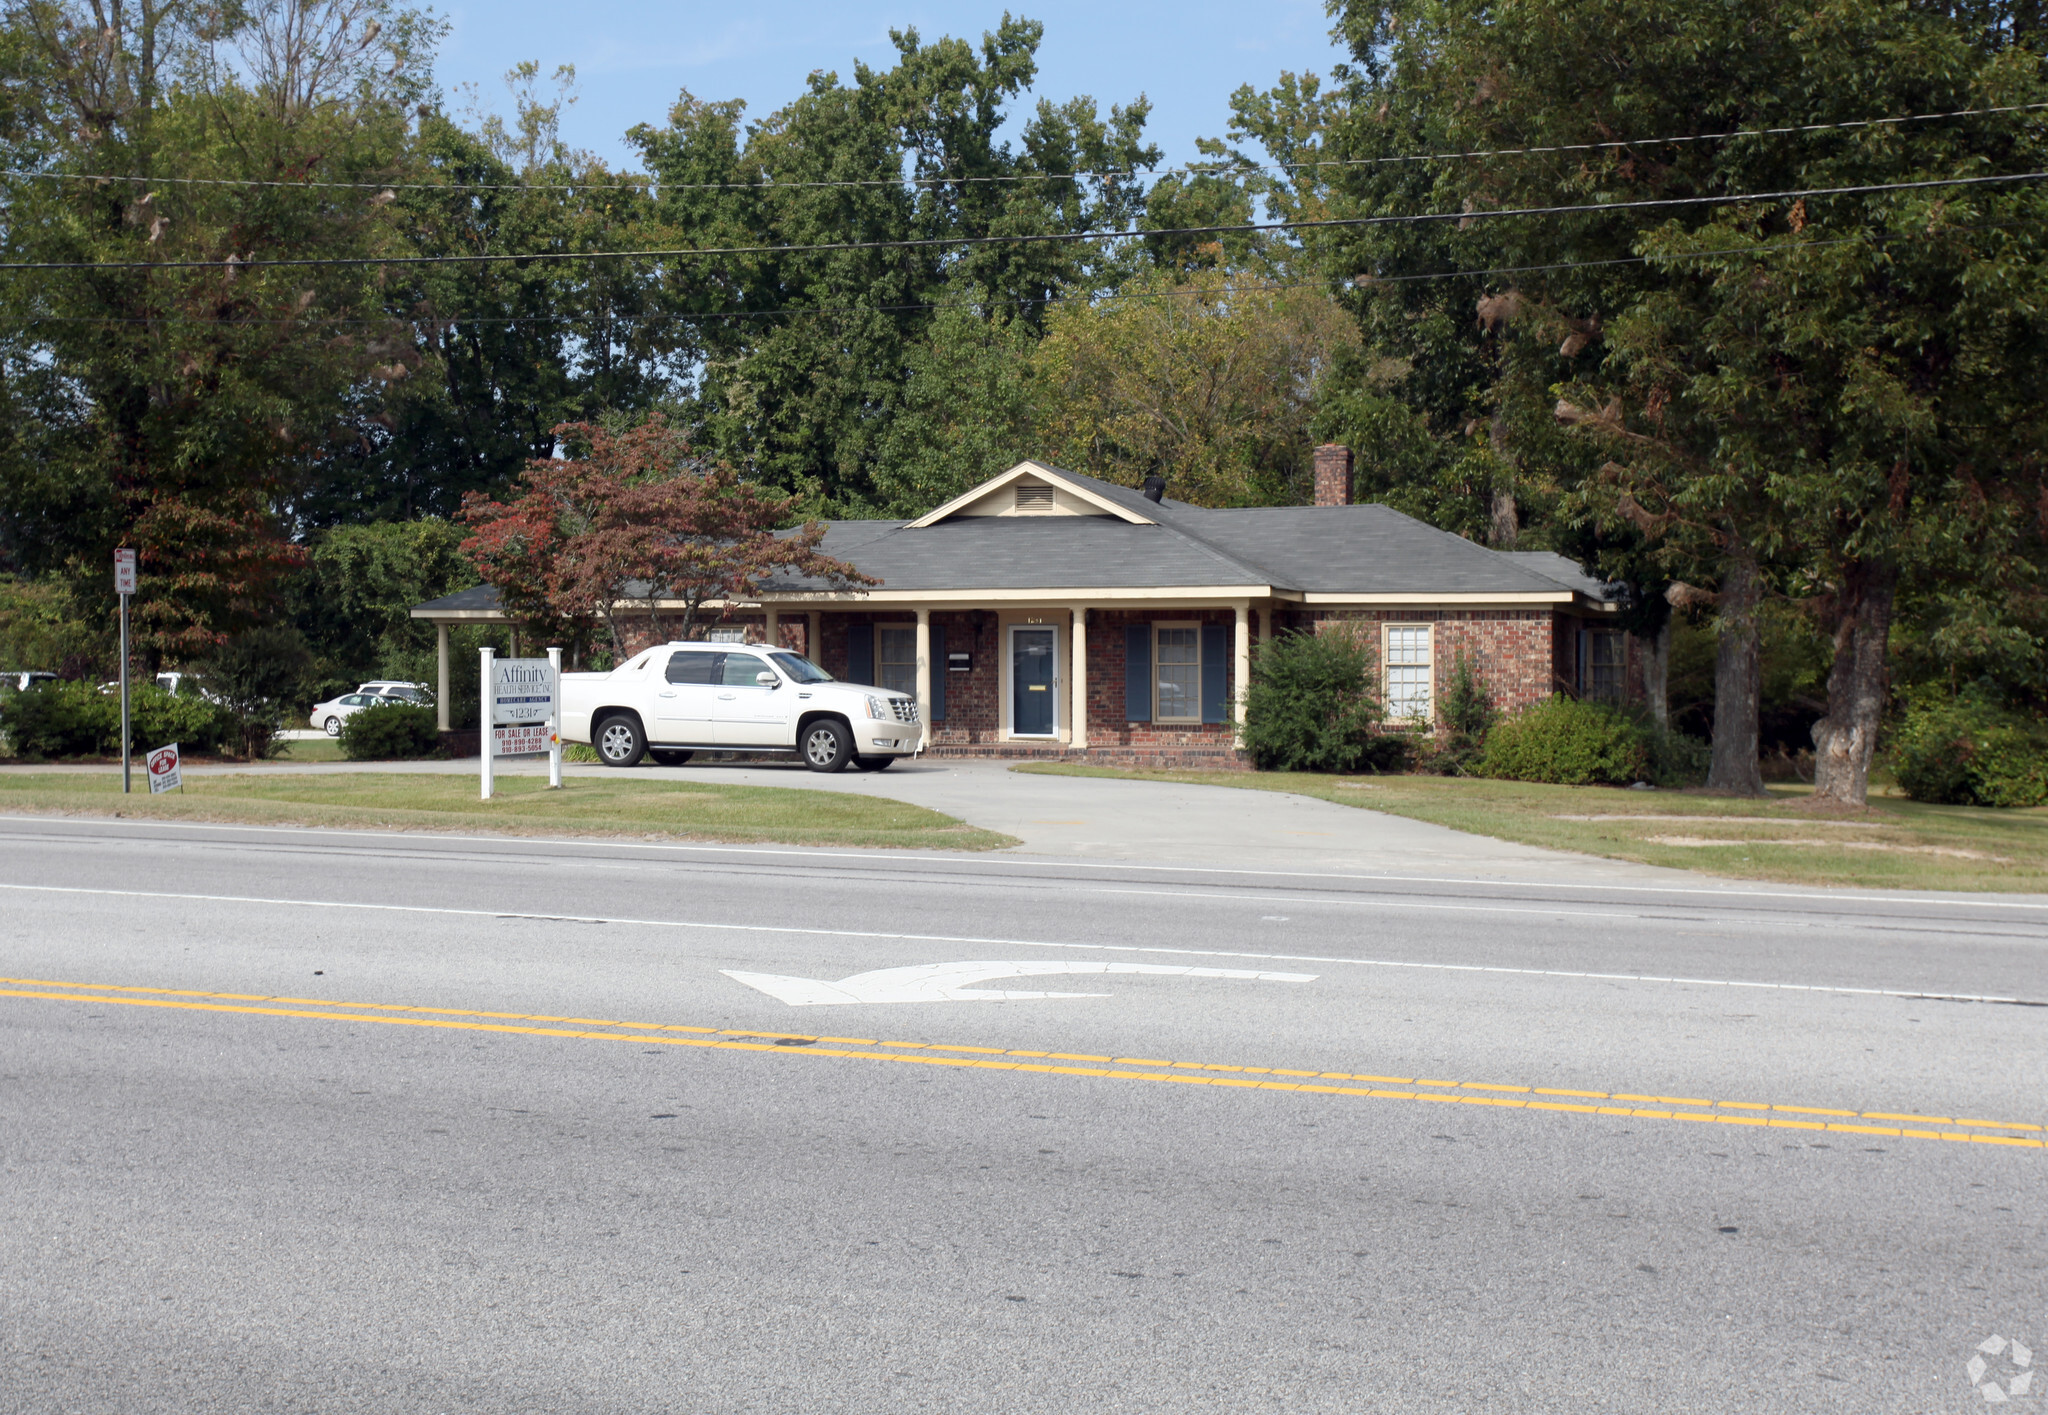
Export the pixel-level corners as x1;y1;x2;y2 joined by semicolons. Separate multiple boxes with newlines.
905;461;1157;528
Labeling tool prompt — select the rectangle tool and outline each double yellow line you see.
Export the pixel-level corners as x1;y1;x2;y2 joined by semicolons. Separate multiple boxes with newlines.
3;974;2041;1150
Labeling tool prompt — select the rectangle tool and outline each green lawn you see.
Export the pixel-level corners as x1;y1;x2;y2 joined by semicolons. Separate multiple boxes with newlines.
272;737;345;763
0;771;1015;851
1015;764;2048;892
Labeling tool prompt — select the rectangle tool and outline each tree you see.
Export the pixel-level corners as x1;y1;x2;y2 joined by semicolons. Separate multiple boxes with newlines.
627;17;1158;511
0;0;438;664
1031;266;1358;506
459;418;873;657
1317;0;2048;802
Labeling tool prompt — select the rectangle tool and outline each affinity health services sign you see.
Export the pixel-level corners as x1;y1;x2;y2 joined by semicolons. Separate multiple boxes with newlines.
480;646;563;800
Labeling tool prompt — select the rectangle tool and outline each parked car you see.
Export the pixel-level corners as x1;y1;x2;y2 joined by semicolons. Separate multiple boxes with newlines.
560;643;921;772
309;691;396;736
4;671;57;693
93;671;214;699
358;680;430;703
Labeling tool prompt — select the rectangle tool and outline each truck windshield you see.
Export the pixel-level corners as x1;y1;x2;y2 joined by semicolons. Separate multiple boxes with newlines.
768;652;834;684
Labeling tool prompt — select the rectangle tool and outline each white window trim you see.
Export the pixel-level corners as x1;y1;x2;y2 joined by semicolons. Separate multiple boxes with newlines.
1382;621;1435;723
1152;620;1203;725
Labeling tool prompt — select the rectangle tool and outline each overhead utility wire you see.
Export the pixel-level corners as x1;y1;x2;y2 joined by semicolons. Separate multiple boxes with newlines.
0;169;2039;273
13;222;2021;327
4;101;2045;196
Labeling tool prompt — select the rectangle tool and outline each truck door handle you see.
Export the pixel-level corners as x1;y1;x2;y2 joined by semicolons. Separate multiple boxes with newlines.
658;691;676;698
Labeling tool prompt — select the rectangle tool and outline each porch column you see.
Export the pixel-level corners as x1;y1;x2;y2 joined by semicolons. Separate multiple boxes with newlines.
914;607;932;748
509;628;520;659
807;611;821;660
1233;602;1251;747
1070;607;1089;751
435;623;450;731
1257;605;1271;646
764;606;779;649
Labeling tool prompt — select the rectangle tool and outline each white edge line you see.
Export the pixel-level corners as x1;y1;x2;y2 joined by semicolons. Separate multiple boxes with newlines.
4;813;2048;912
1;881;2038;1009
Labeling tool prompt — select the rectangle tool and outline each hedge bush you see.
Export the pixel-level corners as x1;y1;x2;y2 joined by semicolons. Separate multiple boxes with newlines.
1;680;233;759
1890;691;2048;807
338;701;443;760
1242;629;1412;773
1478;696;1652;786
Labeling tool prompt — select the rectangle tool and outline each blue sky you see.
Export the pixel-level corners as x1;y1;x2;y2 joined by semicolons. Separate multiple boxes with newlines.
431;1;1343;171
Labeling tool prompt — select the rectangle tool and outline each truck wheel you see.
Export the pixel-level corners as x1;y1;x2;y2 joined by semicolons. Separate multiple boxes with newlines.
801;719;853;773
852;755;895;771
650;749;694;767
596;715;647;768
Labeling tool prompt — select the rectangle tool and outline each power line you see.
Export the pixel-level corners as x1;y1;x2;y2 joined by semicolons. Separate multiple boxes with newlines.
0;169;2039;273
4;101;2045;197
10;221;2023;328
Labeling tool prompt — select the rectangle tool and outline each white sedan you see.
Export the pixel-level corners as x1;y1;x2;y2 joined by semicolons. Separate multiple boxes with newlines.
309;692;390;736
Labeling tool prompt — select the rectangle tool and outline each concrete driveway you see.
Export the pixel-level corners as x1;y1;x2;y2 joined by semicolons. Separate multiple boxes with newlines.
16;751;1731;887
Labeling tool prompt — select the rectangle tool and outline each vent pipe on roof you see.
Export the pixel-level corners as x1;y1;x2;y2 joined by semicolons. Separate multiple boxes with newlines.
1141;474;1166;503
1313;444;1354;506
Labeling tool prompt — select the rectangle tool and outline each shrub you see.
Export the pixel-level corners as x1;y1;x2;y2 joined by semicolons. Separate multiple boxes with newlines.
198;626;314;758
339;701;443;760
130;685;235;755
1890;690;2048;807
0;679;237;759
1;679;117;758
1478;696;1651;786
1428;653;1498;775
1242;629;1409;773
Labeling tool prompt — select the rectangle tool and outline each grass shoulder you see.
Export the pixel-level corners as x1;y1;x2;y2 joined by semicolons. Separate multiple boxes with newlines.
1012;763;2048;892
0;770;1016;851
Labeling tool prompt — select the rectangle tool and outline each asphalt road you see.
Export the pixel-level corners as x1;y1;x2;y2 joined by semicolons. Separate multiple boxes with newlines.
2;813;2044;1413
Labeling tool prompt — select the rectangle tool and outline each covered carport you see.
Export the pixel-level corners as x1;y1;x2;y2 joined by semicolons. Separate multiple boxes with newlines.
408;586;511;731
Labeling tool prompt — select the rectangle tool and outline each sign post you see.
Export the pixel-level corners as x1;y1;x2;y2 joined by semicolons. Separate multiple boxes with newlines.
480;645;494;801
114;549;136;793
482;646;558;801
546;645;563;789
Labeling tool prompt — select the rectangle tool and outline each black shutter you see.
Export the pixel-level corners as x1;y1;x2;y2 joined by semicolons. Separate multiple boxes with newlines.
847;624;874;685
930;623;946;721
1201;623;1229;723
1124;624;1151;722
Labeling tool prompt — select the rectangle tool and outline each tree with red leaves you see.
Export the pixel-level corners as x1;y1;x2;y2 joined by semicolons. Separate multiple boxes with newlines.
459;418;873;658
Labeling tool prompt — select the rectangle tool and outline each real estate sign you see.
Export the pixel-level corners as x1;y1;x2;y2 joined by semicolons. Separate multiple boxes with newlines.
145;742;181;794
489;658;556;756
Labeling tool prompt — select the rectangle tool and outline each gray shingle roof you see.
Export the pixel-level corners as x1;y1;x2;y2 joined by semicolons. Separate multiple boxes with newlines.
413;465;1612;612
768;464;1600;599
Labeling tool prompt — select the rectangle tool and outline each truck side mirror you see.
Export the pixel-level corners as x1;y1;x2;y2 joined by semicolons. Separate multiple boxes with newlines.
756;671;779;688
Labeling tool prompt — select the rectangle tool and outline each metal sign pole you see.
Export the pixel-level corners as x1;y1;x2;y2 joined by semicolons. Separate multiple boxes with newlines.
480;644;495;802
114;547;136;794
546;646;563;789
119;590;130;794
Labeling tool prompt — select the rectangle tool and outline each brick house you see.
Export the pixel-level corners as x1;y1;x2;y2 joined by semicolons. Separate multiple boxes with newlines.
412;448;1623;766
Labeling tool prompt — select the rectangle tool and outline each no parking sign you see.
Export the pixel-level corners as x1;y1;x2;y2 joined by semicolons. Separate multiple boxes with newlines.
146;742;182;794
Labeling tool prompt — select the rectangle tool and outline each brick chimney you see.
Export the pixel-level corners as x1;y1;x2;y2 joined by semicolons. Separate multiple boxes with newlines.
1313;443;1354;506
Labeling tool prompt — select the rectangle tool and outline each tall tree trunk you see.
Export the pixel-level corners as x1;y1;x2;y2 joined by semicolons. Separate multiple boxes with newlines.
1706;548;1765;795
1487;410;1518;548
1810;558;1897;808
1638;617;1670;730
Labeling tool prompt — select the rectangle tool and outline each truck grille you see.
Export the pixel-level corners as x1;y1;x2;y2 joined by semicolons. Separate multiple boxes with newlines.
890;698;920;724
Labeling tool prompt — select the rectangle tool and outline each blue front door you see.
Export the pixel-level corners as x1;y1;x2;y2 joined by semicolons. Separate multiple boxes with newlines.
1012;627;1056;736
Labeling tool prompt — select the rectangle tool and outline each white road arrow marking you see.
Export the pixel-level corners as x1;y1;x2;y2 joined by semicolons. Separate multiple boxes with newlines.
719;960;1318;1006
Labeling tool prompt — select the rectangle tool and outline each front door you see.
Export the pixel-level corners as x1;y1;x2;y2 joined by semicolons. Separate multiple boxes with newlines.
1011;627;1057;736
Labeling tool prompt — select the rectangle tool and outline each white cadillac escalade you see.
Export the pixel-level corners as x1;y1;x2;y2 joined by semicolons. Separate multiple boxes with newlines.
560;641;922;772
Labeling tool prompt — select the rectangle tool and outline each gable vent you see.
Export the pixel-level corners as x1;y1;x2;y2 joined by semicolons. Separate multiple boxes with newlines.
1014;484;1055;509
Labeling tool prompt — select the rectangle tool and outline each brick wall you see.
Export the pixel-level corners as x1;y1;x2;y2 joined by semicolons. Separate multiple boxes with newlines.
1287;607;1568;718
